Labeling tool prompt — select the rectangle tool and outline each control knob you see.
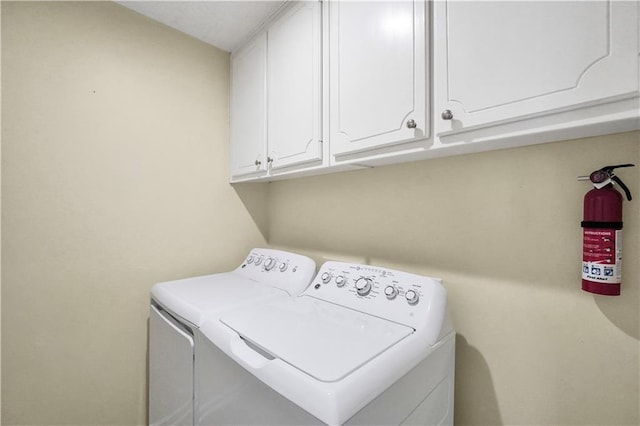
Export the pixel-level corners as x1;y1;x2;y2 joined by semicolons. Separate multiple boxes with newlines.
254;256;263;266
405;289;419;305
355;277;373;296
264;257;276;271
279;262;288;272
384;286;398;300
335;275;346;287
321;272;332;284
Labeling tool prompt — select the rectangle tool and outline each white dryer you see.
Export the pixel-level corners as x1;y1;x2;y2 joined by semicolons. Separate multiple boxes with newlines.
198;261;455;425
149;248;316;426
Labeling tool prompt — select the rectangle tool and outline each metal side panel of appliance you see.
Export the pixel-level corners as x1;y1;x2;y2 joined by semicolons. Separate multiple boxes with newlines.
149;304;195;426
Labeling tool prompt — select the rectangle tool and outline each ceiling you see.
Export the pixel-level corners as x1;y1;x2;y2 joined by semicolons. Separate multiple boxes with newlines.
116;1;287;52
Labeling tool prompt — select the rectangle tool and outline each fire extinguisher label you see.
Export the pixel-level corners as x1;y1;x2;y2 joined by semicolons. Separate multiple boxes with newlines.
582;229;622;284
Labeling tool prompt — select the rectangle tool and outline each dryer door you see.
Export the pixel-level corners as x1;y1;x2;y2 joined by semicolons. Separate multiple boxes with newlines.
149;304;194;426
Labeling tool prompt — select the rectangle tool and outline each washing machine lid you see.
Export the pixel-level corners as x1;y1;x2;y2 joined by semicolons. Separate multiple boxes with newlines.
219;295;414;382
152;273;285;327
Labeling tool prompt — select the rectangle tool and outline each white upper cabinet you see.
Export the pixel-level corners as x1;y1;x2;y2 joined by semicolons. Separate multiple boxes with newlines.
230;33;267;178
434;0;639;138
230;1;322;181
230;0;638;181
329;0;429;158
268;1;323;171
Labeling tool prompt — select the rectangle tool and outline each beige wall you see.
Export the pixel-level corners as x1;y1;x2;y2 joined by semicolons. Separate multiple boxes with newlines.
2;1;639;426
1;1;267;424
268;131;640;425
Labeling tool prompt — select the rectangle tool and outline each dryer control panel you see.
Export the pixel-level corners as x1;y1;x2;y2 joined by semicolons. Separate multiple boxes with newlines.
236;248;316;296
303;261;448;333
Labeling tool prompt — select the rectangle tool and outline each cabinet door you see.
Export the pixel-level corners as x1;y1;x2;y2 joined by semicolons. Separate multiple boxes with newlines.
434;1;639;135
330;0;428;157
268;1;323;170
230;33;267;178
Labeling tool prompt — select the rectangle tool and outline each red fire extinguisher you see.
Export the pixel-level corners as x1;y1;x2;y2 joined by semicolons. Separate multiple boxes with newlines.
580;164;634;296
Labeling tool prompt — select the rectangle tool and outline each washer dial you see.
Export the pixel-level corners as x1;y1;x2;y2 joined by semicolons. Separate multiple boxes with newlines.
355;277;373;296
384;285;398;300
405;289;419;305
321;272;332;284
264;257;276;271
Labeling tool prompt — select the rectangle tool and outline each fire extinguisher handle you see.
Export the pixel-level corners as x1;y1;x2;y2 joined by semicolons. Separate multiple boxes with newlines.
602;163;635;172
611;175;633;201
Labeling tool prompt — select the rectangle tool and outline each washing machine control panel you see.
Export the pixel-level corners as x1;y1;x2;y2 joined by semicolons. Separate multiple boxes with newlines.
237;248;317;296
304;261;446;330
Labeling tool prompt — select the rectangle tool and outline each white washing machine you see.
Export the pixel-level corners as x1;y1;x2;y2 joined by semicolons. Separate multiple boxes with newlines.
198;261;455;425
148;248;316;426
